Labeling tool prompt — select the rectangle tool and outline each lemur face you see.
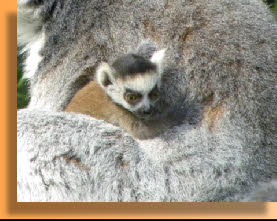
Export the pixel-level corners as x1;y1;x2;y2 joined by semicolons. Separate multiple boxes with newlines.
96;49;166;120
107;73;164;120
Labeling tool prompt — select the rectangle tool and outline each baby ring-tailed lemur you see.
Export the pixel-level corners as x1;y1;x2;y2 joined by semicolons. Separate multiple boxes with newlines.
66;49;178;140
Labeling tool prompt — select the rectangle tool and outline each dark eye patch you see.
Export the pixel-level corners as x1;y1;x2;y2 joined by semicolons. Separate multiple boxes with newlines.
125;88;137;94
124;88;142;105
149;85;160;101
112;54;157;78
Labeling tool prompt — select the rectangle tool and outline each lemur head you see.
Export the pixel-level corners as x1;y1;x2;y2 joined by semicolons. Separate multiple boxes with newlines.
96;49;166;120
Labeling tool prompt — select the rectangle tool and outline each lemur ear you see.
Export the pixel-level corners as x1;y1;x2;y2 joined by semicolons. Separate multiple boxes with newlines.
96;62;115;89
150;48;167;73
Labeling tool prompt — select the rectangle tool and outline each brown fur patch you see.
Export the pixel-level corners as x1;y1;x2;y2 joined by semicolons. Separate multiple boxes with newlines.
143;19;161;43
54;154;89;172
116;155;130;169
182;28;196;59
182;27;194;42
203;105;226;132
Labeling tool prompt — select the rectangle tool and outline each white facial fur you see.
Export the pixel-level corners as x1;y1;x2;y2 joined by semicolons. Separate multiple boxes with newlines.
106;73;161;112
96;49;166;113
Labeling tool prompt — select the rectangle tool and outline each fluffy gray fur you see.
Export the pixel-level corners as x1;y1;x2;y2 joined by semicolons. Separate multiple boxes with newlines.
17;0;277;202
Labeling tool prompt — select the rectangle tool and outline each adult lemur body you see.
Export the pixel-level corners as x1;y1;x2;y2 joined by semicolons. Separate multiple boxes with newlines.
17;0;277;202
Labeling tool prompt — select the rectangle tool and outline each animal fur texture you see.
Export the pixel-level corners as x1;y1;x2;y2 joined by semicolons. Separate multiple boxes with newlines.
65;80;173;140
65;50;182;140
17;0;277;202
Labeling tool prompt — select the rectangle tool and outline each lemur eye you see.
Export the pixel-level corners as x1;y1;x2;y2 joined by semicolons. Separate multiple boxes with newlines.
128;94;137;101
149;88;160;100
125;93;141;104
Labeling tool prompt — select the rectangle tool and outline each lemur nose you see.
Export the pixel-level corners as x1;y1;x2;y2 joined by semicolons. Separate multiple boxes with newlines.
143;110;152;115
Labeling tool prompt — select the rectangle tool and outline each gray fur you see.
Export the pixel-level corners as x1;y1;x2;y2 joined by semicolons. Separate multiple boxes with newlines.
17;0;277;201
241;180;277;202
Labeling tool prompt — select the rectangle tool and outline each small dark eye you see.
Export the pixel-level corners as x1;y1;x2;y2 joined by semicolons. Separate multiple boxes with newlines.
149;89;160;100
